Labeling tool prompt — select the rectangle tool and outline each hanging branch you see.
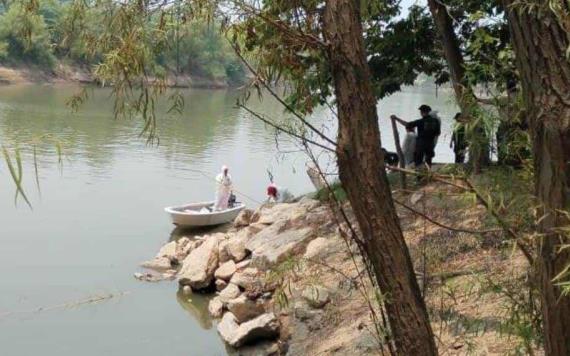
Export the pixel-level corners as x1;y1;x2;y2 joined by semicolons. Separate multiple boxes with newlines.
394;198;503;235
229;41;338;148
237;104;336;153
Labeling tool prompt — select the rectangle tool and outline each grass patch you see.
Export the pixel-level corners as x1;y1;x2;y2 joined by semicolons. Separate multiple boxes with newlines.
314;181;348;202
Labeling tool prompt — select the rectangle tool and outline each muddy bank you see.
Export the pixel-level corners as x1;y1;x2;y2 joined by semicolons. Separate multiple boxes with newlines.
0;63;235;88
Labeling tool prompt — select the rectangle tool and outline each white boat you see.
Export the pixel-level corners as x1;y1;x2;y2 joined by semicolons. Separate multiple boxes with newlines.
164;201;246;227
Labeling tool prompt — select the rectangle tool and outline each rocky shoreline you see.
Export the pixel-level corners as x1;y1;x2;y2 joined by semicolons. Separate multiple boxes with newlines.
136;197;357;355
136;179;535;355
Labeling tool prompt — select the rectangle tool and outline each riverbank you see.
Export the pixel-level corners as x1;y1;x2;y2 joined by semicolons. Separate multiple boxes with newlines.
0;63;236;89
138;173;540;355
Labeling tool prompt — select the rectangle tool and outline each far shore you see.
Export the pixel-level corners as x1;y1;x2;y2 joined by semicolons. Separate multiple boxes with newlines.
0;64;239;89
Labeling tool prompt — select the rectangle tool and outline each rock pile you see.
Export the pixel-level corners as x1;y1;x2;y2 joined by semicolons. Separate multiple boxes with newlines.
137;197;332;354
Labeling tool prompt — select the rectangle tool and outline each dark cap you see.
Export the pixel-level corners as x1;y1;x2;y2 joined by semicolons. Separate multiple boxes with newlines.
418;104;432;112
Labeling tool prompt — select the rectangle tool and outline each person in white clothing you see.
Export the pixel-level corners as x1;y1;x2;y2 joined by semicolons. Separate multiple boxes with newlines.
214;165;232;211
402;126;417;168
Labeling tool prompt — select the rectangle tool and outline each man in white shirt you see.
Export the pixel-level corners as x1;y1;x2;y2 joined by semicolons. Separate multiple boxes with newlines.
402;126;417;168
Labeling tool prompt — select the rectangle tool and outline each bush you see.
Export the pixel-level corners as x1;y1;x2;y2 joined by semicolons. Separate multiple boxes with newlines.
0;2;56;68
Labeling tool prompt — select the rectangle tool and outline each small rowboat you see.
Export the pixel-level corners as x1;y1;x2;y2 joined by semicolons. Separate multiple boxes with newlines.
164;201;246;227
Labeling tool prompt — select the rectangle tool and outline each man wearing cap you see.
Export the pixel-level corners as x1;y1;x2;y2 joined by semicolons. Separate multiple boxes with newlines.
391;104;441;168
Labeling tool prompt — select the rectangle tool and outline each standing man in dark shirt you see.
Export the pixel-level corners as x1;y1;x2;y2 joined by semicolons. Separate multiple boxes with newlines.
391;104;441;168
450;112;468;164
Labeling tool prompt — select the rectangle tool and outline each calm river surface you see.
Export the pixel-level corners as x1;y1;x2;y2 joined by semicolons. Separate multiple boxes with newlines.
0;84;456;356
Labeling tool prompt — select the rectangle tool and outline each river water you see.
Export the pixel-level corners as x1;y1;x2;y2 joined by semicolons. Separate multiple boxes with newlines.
0;84;455;356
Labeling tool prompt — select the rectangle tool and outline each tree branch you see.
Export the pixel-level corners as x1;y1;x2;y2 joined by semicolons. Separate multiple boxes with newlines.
229;42;338;148
394;198;503;235
237;104;336;153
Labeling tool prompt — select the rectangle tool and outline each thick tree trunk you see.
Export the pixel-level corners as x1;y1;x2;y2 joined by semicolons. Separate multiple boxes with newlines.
504;2;570;354
427;0;469;105
427;0;489;170
322;1;437;354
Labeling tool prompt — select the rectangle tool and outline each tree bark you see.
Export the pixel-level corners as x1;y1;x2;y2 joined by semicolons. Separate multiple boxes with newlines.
322;1;437;354
427;0;489;171
503;2;570;355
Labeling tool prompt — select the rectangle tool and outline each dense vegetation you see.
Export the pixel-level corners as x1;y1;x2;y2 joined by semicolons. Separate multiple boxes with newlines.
0;0;245;85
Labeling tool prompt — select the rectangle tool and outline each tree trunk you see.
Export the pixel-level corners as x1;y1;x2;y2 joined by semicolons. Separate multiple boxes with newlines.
322;1;437;354
391;117;407;189
427;0;489;171
503;2;570;354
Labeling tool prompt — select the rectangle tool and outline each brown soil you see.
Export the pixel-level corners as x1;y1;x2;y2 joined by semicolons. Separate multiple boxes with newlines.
274;181;543;356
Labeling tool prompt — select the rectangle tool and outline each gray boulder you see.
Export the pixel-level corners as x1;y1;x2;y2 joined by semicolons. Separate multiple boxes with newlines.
208;296;224;318
234;209;254;227
236;259;251;270
156;241;177;259
219;283;242;303
218;239;232;264
141;256;173;272
175;237;197;261
217;312;280;348
224;232;249;262
216;279;228;291
227;294;266;323
230;267;263;292
246;223;314;270
178;235;219;290
215;260;237;281
301;286;331;309
303;237;332;260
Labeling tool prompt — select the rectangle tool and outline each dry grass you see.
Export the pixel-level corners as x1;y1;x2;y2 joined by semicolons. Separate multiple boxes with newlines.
280;177;543;355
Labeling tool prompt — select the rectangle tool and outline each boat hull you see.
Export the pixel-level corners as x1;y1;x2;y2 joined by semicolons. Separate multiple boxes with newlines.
164;201;245;227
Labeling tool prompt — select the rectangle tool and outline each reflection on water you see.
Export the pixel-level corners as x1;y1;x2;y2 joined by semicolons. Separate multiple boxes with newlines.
0;83;456;356
176;289;214;330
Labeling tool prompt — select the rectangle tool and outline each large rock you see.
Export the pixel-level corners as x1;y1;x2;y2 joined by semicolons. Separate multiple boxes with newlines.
218;239;232;264
178;235;220;290
216;279;228;291
246;222;315;270
219;283;241;303
217;312;280;348
215;260;237;281
176;237;197;261
222;231;250;262
246;221;287;250
141;256;173;272
304;237;333;260
255;205;295;225
218;312;240;346
301;286;331;309
236;260;251;270
208;296;224;318
227;294;266;323
293;300;322;321
297;197;320;210
156;241;177;259
230;268;263;292
234;209;254;227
